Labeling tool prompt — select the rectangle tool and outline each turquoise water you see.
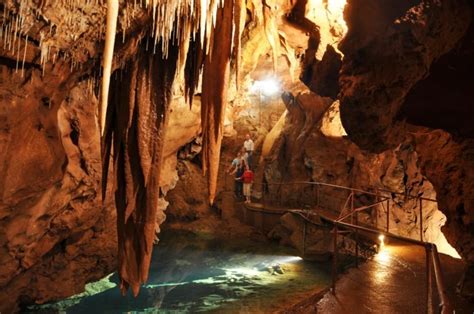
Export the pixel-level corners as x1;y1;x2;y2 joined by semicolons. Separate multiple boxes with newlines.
30;229;331;313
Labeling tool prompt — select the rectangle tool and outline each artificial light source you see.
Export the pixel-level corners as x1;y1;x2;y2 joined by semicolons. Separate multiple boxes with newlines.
250;78;280;96
277;256;303;263
378;234;385;248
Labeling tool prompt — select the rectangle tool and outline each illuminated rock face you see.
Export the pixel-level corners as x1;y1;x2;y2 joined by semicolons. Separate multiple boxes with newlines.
0;80;117;312
262;90;457;258
337;0;473;291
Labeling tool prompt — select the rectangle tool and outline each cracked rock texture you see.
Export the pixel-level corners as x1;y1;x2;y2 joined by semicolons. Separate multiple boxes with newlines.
0;80;117;311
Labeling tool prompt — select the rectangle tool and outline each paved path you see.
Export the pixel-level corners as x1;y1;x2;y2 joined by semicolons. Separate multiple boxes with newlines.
316;241;472;314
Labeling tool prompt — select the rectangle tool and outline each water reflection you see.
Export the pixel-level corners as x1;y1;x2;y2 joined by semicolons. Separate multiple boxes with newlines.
32;229;330;313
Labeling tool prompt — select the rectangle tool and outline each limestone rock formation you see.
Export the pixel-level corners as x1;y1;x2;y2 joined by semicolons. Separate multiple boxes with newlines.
0;81;117;311
337;0;474;291
262;90;458;257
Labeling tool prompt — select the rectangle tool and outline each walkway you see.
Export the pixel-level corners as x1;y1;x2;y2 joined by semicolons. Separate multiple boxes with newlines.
237;202;473;313
314;240;471;313
229;179;474;313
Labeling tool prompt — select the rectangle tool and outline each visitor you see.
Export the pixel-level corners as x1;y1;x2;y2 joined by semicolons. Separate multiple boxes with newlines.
240;165;254;204
227;151;244;198
243;133;254;169
240;147;249;170
226;151;241;174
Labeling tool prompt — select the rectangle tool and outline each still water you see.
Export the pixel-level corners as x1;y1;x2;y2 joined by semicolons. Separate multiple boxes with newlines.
31;229;331;313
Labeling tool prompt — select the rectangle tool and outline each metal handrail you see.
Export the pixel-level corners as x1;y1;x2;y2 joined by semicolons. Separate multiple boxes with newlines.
260;180;437;202
332;221;453;314
331;193;452;313
256;179;452;313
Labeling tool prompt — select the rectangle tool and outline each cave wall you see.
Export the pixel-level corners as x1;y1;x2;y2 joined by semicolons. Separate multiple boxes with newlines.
337;0;474;275
262;94;457;256
0;78;117;311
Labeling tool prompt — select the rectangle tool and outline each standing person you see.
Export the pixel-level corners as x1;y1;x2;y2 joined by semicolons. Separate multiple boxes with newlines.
227;151;241;174
243;133;254;169
240;165;254;204
240;147;249;170
227;151;243;198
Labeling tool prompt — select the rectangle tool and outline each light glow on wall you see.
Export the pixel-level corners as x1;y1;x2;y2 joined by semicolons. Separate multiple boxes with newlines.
250;78;280;96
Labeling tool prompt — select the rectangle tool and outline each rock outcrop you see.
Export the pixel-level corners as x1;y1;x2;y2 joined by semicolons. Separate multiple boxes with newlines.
0;80;117;311
262;92;459;257
337;0;473;292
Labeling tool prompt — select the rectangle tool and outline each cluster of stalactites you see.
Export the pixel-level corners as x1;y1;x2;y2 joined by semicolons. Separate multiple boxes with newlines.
100;0;252;296
0;0;108;76
101;0;251;200
0;2;31;76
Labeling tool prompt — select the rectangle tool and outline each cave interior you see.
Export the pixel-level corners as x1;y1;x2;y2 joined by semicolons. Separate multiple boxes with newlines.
0;0;473;313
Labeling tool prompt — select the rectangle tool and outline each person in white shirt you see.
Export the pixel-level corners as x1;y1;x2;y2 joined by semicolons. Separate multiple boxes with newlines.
243;133;254;169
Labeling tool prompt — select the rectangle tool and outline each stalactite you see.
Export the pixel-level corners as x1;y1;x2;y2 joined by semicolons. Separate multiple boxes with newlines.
200;0;234;205
232;0;247;90
100;0;119;136
102;37;179;296
262;0;280;73
184;31;204;106
96;0;247;297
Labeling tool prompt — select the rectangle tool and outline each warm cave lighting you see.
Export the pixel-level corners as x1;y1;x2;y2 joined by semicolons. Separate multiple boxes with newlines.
250;78;280;96
378;234;385;248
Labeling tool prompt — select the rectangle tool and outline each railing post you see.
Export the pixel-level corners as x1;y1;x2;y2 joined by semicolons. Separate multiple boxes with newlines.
386;198;390;233
355;211;359;268
375;189;379;228
431;245;453;314
332;224;338;294
426;244;432;314
419;198;423;242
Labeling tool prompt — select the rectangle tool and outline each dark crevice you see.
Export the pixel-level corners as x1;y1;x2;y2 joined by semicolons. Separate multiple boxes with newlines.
79;156;89;175
69;119;80;146
0;56;41;70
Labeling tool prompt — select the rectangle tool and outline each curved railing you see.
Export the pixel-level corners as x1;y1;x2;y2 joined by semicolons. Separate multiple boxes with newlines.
256;180;452;314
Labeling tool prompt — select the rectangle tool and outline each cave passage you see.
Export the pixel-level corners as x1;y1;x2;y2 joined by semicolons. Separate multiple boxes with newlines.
1;0;473;313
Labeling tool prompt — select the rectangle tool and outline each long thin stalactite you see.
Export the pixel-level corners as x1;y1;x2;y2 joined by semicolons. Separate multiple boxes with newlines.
201;1;235;205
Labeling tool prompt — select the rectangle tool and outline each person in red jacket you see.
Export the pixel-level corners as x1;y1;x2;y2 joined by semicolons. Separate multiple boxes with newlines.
240;165;254;204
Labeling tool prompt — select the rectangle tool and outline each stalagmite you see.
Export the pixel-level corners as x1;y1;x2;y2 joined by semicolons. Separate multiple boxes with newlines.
100;0;119;136
200;1;234;204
